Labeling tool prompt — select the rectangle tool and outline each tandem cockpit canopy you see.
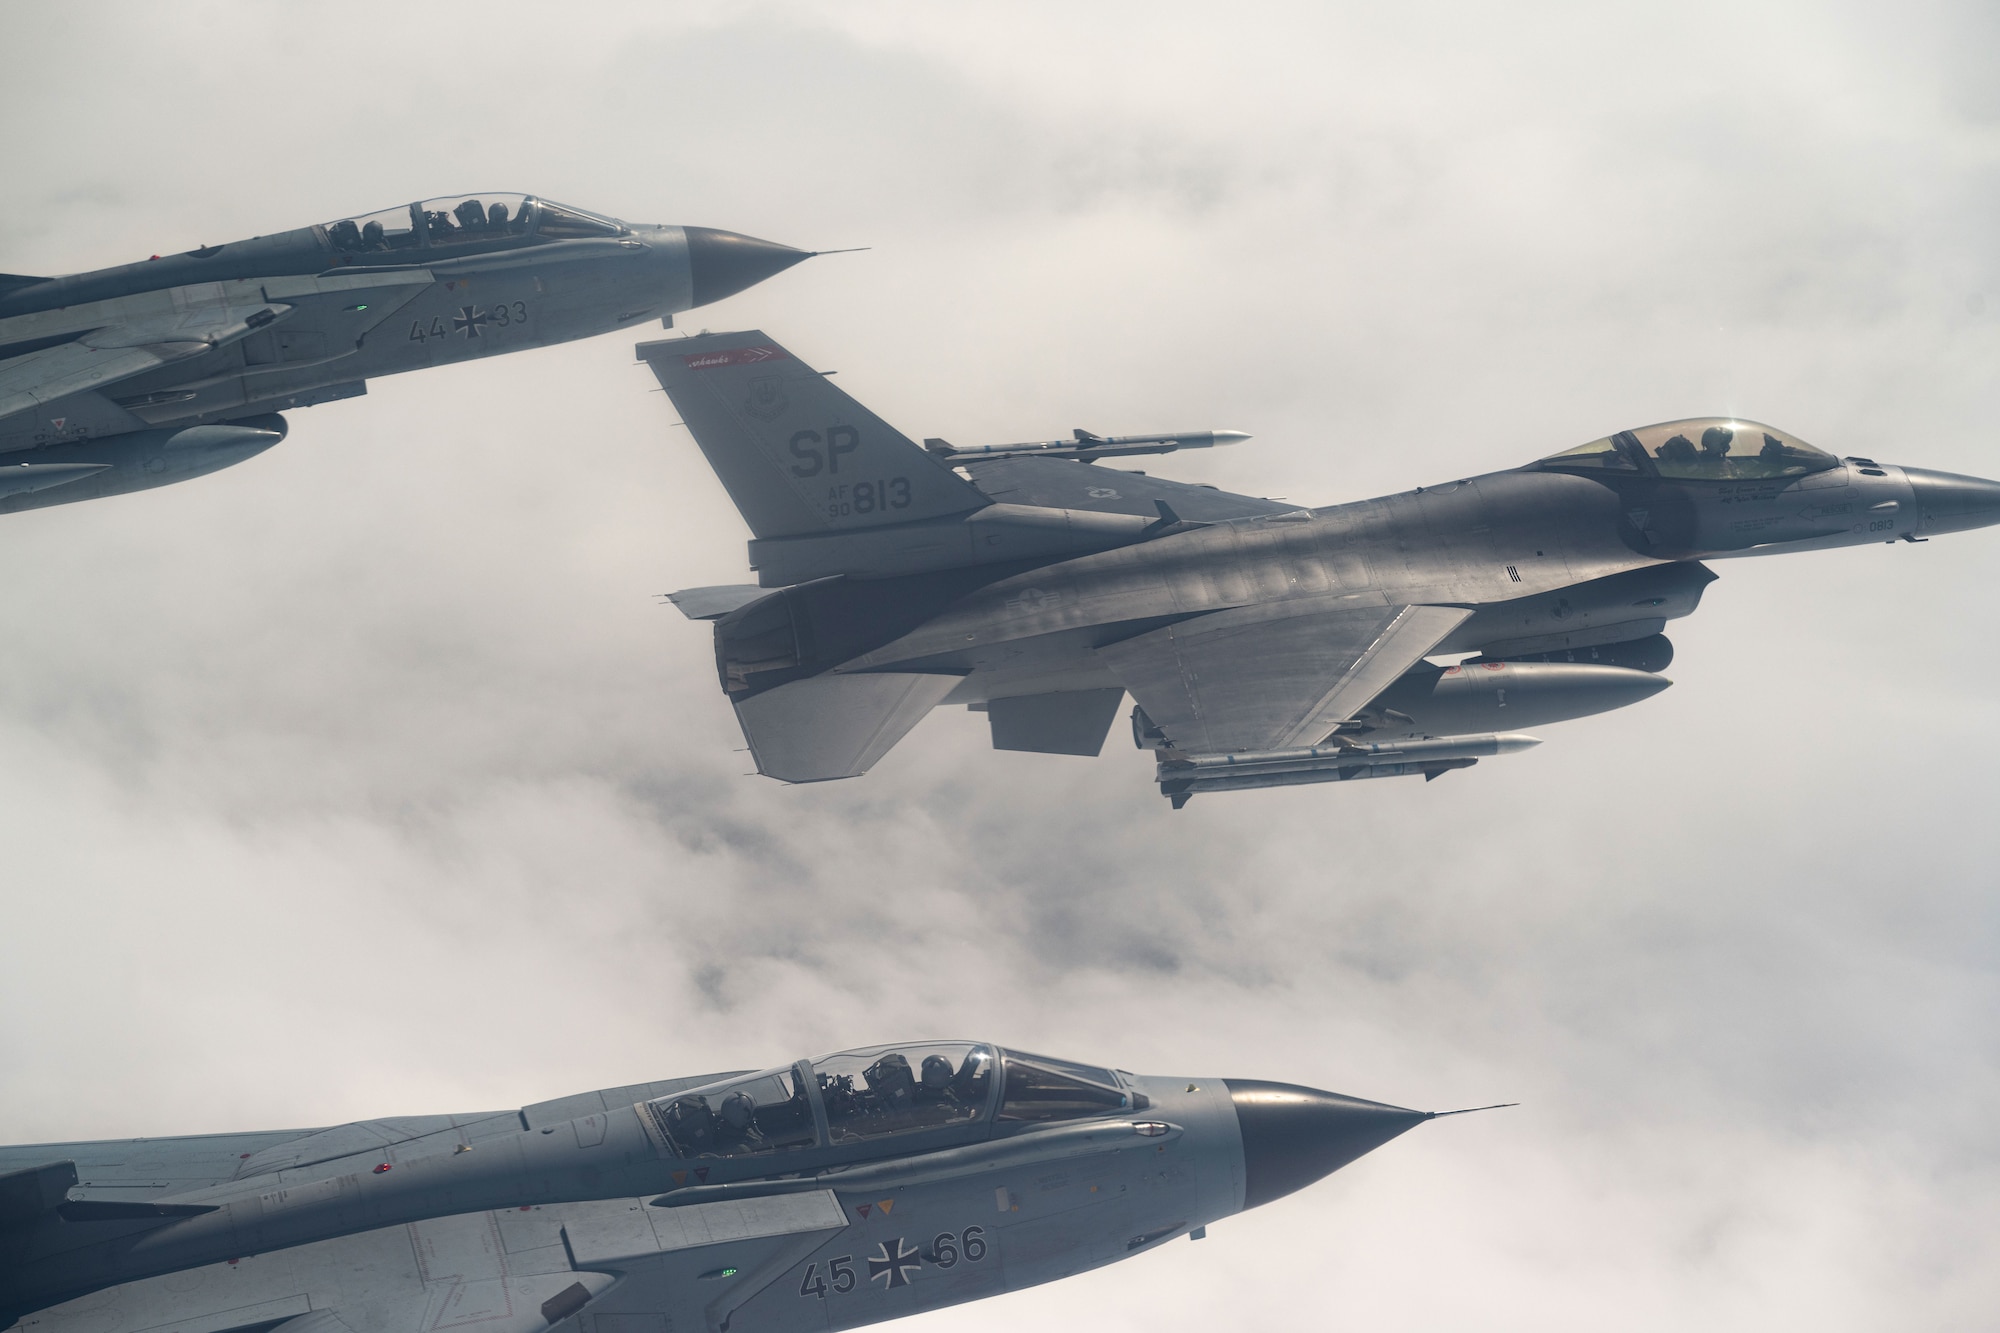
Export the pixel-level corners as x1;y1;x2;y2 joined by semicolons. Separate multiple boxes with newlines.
638;1043;1149;1160
320;194;626;256
1535;418;1840;482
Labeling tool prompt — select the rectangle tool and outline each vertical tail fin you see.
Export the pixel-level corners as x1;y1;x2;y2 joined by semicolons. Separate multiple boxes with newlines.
638;331;987;540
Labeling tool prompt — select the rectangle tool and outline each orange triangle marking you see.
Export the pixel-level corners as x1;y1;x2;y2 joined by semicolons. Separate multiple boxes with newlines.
671;1171;687;1186
877;1199;894;1214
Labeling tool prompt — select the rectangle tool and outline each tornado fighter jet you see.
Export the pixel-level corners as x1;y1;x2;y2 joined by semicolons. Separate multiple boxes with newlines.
0;1041;1474;1333
645;331;2000;805
0;195;812;514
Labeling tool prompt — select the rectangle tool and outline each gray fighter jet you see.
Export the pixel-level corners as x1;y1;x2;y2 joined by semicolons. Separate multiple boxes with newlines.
0;195;812;514
0;1041;1483;1333
646;331;2000;804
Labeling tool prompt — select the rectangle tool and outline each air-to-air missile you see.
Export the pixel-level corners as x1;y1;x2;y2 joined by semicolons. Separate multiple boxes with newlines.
922;428;1253;463
641;330;2000;804
0;194;816;514
0;1041;1495;1333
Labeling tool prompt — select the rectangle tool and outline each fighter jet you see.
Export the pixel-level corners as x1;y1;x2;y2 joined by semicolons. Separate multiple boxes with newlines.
645;331;2000;805
0;195;812;514
0;1040;1482;1333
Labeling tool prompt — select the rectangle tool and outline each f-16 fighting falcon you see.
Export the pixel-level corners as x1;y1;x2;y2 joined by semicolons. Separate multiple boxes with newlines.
0;1042;1480;1333
646;331;2000;805
0;195;812;514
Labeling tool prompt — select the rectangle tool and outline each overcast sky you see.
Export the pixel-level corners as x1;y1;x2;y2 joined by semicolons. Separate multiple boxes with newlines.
2;2;1998;1329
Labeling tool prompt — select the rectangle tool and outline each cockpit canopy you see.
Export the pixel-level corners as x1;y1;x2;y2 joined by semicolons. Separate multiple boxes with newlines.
321;194;626;255
814;1041;995;1145
1537;418;1839;481
640;1041;1144;1160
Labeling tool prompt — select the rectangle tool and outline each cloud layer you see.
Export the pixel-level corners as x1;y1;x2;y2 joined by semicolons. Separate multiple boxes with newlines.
2;4;1996;1329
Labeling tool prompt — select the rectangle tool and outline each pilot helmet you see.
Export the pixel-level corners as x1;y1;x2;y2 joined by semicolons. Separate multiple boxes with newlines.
664;1096;717;1151
920;1054;955;1089
719;1091;757;1130
865;1052;914;1090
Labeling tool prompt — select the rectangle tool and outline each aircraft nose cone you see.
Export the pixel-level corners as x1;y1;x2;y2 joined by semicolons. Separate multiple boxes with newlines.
1225;1080;1429;1210
684;227;812;307
1902;466;2000;537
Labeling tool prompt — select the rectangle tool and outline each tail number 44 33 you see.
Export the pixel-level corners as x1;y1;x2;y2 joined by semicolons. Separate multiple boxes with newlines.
797;1226;988;1299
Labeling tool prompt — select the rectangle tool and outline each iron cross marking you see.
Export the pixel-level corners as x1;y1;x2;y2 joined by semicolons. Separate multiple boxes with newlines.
867;1238;920;1290
453;305;490;338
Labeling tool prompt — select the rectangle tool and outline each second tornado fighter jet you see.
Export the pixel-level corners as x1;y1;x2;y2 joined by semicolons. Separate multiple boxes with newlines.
647;331;2000;804
0;194;813;514
1;1040;1476;1333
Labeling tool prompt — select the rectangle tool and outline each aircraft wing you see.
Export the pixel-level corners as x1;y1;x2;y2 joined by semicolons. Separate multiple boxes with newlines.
17;1191;849;1333
1098;600;1474;754
0;272;433;423
0;325;263;421
0;1128;316;1207
0;1073;738;1207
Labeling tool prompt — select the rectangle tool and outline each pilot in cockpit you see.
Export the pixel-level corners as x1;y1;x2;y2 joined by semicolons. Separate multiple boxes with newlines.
662;1095;719;1155
714;1091;766;1151
1701;425;1735;459
921;1050;994;1107
918;1055;957;1102
863;1052;918;1111
1658;433;1699;465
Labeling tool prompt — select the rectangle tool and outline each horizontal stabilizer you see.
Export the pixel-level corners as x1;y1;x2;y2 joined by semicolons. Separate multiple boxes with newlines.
0;1159;75;1227
734;671;958;781
742;501;1154;586
668;584;769;621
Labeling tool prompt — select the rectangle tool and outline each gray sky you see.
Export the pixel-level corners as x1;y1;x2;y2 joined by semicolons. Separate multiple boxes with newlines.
3;2;1998;1329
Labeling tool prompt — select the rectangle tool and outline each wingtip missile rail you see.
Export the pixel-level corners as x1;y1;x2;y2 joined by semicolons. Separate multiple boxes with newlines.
924;428;1252;463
